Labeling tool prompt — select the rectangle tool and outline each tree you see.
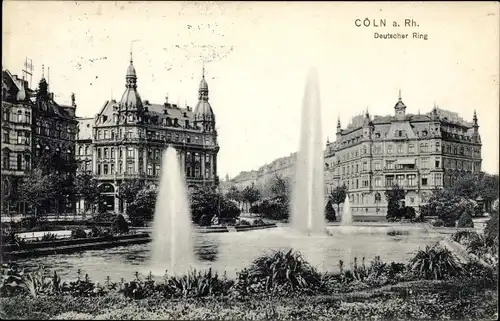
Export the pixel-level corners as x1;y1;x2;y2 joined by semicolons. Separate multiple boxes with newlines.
225;185;242;203
189;186;218;225
17;169;58;217
127;188;158;226
385;184;406;221
111;214;129;234
241;184;260;209
74;172;99;213
117;178;145;212
329;185;347;213
422;188;477;227
219;197;241;221
325;199;336;222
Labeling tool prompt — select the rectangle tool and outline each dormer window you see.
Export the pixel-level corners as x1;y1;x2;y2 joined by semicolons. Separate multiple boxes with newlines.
174;118;179;127
375;133;380;138
185;120;189;128
422;130;428;136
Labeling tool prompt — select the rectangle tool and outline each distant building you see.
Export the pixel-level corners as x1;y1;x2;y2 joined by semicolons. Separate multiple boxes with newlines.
325;92;482;215
75;53;219;213
2;69;78;215
231;91;482;217
231;152;297;192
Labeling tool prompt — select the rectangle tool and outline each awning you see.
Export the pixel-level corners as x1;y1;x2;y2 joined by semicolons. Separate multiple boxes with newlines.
397;158;416;165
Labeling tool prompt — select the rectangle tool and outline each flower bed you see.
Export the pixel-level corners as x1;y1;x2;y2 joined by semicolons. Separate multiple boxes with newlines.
0;244;497;320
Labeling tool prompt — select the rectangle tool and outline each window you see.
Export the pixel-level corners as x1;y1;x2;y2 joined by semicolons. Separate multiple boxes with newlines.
2;150;9;169
375;193;381;202
97;148;102;158
127;163;134;174
396;175;405;186
420;143;428;153
408;144;414;153
434;173;442;186
25;132;30;145
17;132;24;144
25;112;31;124
104;148;109;158
2;130;9;143
363;180;368;187
408;174;416;186
111;148;115;159
435;157;441;168
119;162;123;174
435;142;441;152
363;146;367;154
363;162;367;171
459;147;464;155
25;155;31;170
97;164;101;175
421;158;429;169
127;148;134;158
375;177;381;187
78;147;83;155
103;164;109;175
97;130;102;140
398;130;403;137
397;144;403;154
17;111;23;123
356;164;359;173
85;146;89;155
17;154;22;170
375;162;381;170
110;163;115;174
104;130;109;139
386;160;395;169
387;145;393;154
422;177;428;186
386;176;394;186
3;110;9;122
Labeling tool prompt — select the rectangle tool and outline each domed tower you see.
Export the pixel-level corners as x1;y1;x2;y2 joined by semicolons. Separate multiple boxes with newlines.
119;51;143;124
194;65;216;132
394;90;406;121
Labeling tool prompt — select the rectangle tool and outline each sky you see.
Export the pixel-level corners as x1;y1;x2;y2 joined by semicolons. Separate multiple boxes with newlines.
3;1;499;176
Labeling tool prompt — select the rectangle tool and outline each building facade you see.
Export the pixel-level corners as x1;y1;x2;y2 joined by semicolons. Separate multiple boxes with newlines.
1;69;78;215
75;54;219;214
325;93;482;215
231;93;482;217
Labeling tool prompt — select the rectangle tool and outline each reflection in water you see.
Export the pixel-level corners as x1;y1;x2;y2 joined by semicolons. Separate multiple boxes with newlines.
193;235;219;262
10;225;457;283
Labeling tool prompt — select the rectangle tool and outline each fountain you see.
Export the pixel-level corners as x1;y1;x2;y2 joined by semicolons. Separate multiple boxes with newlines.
341;195;352;226
291;68;325;235
150;146;194;275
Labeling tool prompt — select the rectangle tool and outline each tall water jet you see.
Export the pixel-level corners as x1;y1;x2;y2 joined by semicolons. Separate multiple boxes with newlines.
341;195;352;226
291;68;325;235
150;146;194;275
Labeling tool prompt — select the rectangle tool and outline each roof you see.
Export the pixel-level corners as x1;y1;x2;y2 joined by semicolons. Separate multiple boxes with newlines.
96;100;197;126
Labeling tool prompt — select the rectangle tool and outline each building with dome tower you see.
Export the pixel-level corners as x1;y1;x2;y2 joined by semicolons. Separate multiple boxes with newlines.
75;52;219;214
323;91;482;216
231;91;482;217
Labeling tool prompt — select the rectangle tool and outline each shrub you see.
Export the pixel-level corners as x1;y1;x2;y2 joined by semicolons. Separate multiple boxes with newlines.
238;220;251;226
253;219;265;225
409;244;463;280
403;207;416;220
457;210;474;228
199;215;212;226
325;200;336;222
41;233;58;241
484;210;499;243
235;250;322;296
71;228;87;239
431;219;445;227
158;268;234;298
0;264;25;297
111;214;129;234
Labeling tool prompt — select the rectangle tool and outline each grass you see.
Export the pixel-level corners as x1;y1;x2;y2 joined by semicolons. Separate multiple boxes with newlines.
0;279;497;320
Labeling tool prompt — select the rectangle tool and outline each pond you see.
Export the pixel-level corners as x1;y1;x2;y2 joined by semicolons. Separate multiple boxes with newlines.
11;224;455;283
